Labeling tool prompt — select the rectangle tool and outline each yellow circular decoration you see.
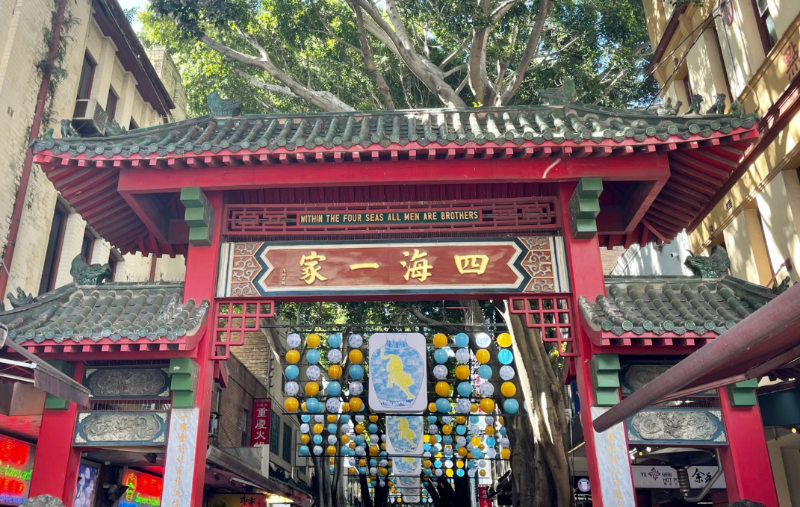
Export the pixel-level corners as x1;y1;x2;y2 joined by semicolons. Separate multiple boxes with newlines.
442;425;452;435
500;448;511;459
485;426;495;435
350;397;363;411
497;332;512;348
457;447;467;457
455;416;466;425
475;349;490;364
327;414;337;423
284;397;299;412
304;382;320;396
456;460;464;468
301;401;307;412
471;403;479;413
379;467;388;476
340;434;350;444
328;365;342;379
455;365;470;380
432;333;448;348
424;460;432;468
500;382;516;397
423;435;430;443
498;416;504;425
359;458;367;467
480;398;495;413
341;402;350;412
349;349;363;364
380;443;386;450
445;469;454;477
480;469;487;477
435;381;450;397
355;423;365;434
471;436;481;446
326;445;336;456
329;457;335;465
306;333;321;348
369;445;379;456
349;442;356;449
369;415;379;423
285;349;300;364
428;402;437;412
300;433;310;444
313;423;323;434
349;467;357;475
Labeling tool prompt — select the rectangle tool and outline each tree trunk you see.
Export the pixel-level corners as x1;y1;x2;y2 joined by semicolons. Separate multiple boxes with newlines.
498;301;572;506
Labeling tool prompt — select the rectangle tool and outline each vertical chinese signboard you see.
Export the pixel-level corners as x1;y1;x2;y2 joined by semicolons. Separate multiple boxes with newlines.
0;434;34;506
251;399;271;446
161;407;198;507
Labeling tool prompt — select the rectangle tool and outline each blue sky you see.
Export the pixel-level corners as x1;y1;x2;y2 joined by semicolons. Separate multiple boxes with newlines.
118;0;148;31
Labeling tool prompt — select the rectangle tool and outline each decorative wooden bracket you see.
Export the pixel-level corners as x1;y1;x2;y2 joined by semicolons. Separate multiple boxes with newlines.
568;177;603;239
727;378;758;406
180;187;214;246
591;354;621;406
169;357;198;408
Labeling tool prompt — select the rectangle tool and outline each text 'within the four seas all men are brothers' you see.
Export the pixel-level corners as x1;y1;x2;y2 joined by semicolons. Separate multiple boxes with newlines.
298;210;480;225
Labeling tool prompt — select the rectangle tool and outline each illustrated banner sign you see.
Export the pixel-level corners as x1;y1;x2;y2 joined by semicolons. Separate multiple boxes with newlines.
250;398;271;446
386;416;424;456
217;237;570;297
369;333;427;413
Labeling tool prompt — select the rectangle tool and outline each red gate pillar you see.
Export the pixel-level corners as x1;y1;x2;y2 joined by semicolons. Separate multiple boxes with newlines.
28;362;84;505
718;388;778;506
558;182;635;506
160;191;223;507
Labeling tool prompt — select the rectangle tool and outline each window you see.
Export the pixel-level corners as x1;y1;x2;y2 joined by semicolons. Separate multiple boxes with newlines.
106;87;118;122
76;52;96;100
282;422;293;464
39;204;67;294
81;233;93;263
751;0;778;52
269;410;280;450
240;408;249;447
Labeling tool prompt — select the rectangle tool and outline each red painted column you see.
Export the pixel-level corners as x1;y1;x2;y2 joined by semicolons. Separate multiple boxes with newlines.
718;389;778;506
558;182;635;506
28;362;84;506
181;191;223;507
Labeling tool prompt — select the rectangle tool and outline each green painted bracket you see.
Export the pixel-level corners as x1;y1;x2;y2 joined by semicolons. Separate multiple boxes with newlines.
44;360;74;409
727;378;758;407
170;357;199;408
591;354;621;406
180;187;214;246
568;177;603;239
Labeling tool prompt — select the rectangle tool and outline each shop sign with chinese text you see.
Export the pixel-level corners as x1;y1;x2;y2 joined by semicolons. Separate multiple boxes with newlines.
0;434;34;506
250;399;271;446
217;237;570;297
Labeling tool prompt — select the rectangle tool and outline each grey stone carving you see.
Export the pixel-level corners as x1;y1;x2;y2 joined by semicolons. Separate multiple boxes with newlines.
74;411;167;445
84;367;169;398
621;364;672;394
629;409;725;443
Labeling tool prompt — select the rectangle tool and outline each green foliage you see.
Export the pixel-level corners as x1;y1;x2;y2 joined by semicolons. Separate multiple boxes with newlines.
37;2;78;126
139;0;658;115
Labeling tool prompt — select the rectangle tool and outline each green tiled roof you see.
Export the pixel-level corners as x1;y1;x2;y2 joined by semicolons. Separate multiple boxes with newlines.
579;276;775;337
34;104;758;157
0;283;208;344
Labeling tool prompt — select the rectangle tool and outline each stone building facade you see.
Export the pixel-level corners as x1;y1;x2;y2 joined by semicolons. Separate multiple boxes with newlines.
0;0;187;307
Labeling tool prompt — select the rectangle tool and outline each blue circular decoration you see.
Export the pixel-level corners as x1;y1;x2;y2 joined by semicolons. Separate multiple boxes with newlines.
435;398;450;413
348;364;364;380
500;427;507;436
454;333;469;348
327;423;337;434
340;414;350;424
301;414;311;423
474;332;491;348
477;364;493;379
328;333;343;348
434;460;442;468
456;469;465;477
370;458;377;466
424;443;431;452
299;445;309;456
355;435;365;446
456;425;466;435
306;398;321;413
427;415;438;424
368;423;378;434
305;349;321;364
433;348;449;364
285;365;300;380
313;434;323;445
327;381;342;396
441;435;453;445
503;398;520;414
471;448;483;459
457;382;473;397
470;415;479;424
497;349;513;365
359;467;367;475
486;436;496;447
341;446;350;455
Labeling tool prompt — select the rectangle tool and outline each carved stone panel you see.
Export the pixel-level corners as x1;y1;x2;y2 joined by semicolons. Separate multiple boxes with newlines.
621;364;716;397
84;367;170;398
627;408;726;445
74;411;168;446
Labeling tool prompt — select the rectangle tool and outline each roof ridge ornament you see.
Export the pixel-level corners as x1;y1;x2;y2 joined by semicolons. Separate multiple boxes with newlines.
684;246;730;278
1;287;34;311
70;254;112;285
208;90;242;117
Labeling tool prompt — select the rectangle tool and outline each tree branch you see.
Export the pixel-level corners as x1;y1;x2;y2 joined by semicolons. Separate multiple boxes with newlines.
201;34;355;111
349;0;395;109
496;0;552;105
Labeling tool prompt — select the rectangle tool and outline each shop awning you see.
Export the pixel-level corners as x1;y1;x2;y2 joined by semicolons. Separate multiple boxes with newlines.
593;283;800;432
206;445;313;507
0;323;90;408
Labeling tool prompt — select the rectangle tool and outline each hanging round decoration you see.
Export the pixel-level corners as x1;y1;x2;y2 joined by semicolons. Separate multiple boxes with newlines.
306;333;321;348
348;334;363;348
285;364;300;380
287;333;301;348
306;349;321;364
474;332;491;348
499;365;515;381
455;348;470;364
432;333;448;348
454;333;469;348
475;349;490;364
349;364;364;380
285;349;300;364
433;364;449;380
496;332;512;348
497;349;513;365
328;333;343;348
327;348;343;363
503;399;520;414
433;348;449;364
285;381;299;396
